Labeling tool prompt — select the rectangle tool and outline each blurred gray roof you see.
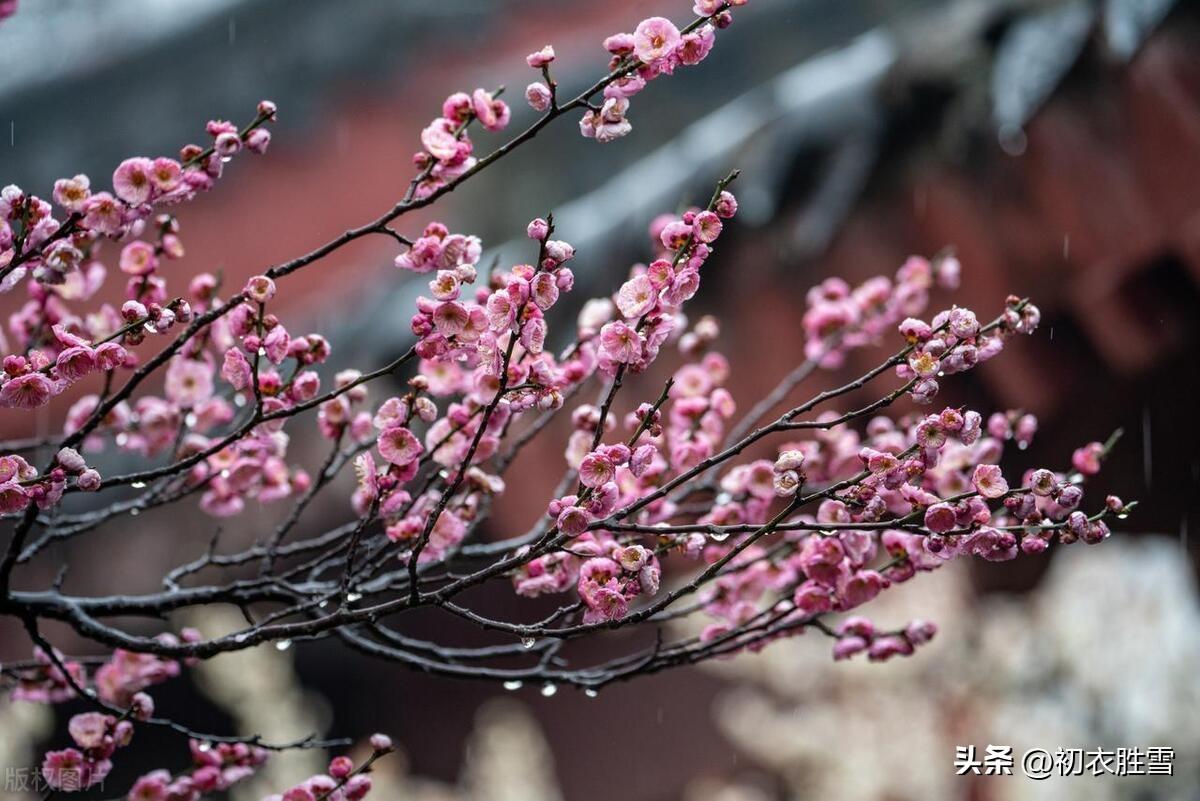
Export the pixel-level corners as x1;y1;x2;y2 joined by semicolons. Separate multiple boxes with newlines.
0;0;1178;369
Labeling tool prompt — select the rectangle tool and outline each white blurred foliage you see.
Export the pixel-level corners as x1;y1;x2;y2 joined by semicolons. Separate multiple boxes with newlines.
691;538;1200;800
187;608;328;800
0;694;54;800
366;699;563;801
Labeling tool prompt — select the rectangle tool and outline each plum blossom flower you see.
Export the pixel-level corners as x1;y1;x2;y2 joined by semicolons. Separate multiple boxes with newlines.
165;358;214;407
556;505;589;536
615;274;656;318
420;118;460;161
113;157;155;205
633;16;681;63
971;463;1008;499
471;88;510;132
578;452;615;488
221;348;252;390
923;502;957;534
599;320;641;363
55;347;97;383
1072;441;1104;475
525;82;552;112
377;426;423;466
526;45;555;67
0;372;55;409
53;174;91;211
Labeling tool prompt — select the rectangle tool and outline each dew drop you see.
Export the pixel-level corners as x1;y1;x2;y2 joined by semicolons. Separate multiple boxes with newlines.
318;600;329;609
584;688;599;699
521;637;536;649
197;742;212;752
233;633;249;643
275;639;292;651
257;347;266;356
131;481;147;489
540;683;557;697
346;592;362;602
708;530;730;542
185;412;198;427
220;469;231;479
503;680;523;691
129;508;140;516
234;393;247;407
1017;441;1029;451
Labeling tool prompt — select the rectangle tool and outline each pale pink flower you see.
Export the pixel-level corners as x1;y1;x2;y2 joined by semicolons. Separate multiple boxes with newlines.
615;274;656;318
432;301;470;336
150;157;183;193
971;463;1008;499
526;218;549;241
604;32;635;55
214;131;242;157
531;272;559;310
692;210;722;243
472;88;510;132
245;127;272;154
525;82;552;112
165;357;214;407
77;469;102;492
526;45;556;68
112;157;155;205
119;240;158;275
263;325;290;364
377;426;423;466
82;192;123;235
53;174;91;211
68;712;110;749
244;275;276;303
599;320;641;363
420;118;459;161
578;452;615;488
633;17;681;63
677;25;716;65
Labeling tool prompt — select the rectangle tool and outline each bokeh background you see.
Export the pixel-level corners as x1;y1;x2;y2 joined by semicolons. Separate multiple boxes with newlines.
2;0;1199;799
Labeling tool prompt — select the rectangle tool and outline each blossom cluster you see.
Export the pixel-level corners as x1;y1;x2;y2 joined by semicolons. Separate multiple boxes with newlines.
21;642;182;791
262;735;393;801
16;640;394;798
0;2;1132;797
0;102;277;511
